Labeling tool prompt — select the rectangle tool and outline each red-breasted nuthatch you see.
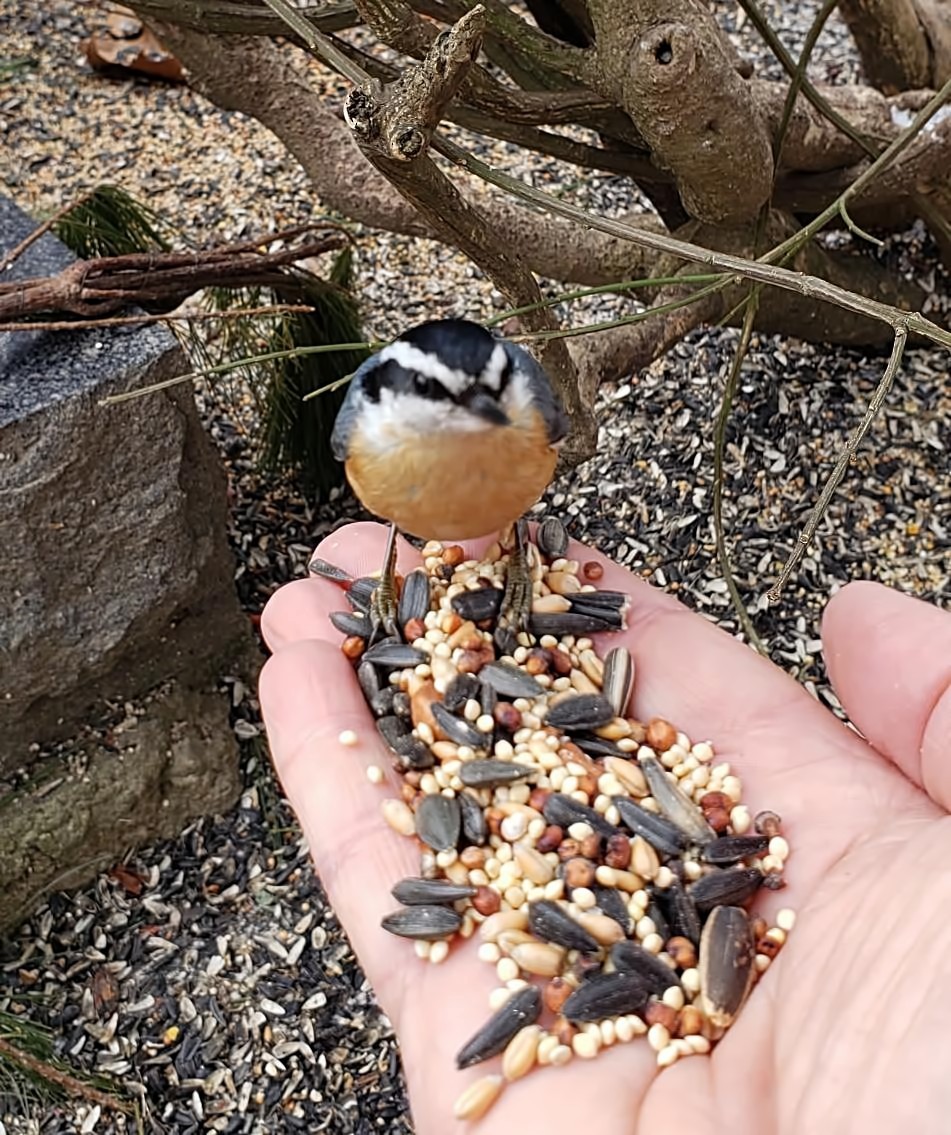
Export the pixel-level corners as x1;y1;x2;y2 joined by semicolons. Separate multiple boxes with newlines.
331;318;569;642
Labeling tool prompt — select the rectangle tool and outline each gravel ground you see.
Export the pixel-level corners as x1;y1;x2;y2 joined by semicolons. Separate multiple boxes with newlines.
2;2;950;1133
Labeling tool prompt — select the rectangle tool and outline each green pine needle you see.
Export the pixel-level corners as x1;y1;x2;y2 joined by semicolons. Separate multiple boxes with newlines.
52;184;174;259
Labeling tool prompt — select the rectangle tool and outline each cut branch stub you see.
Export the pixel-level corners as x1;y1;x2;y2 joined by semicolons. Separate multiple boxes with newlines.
345;4;485;161
626;21;774;224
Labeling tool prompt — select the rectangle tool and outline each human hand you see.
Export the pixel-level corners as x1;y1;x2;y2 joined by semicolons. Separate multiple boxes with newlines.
259;521;951;1134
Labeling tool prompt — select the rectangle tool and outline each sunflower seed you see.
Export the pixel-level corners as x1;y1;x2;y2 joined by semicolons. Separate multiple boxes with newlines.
573;734;627;759
391;877;476;905
431;703;488;750
347;576;378;612
415;794;461;852
561;972;651;1023
701;835;770;866
654;879;701;944
529;613;618;637
593;886;631;934
330;610;370;637
459;760;534;789
398;568;431;629
480;661;545;699
536;517;568;560
308;557;352;583
451;587;505;623
646;897;673;943
370;687;396;718
544;693;615;731
393;690;412;719
458;791;488;845
698;905;755;1028
610;941;680;995
528;901;600;954
639;754;716;845
612;797;689;855
602;647;634;716
568;589;628;613
357;659;383;702
381;905;462;940
443;673;482;713
363;639;428;668
479;680;498;715
394;741;436;771
689;867;763;912
376;714;411;749
542;793;620;839
456;986;542;1069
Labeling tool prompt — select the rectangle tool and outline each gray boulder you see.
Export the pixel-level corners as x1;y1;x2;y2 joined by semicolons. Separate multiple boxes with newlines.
0;195;256;933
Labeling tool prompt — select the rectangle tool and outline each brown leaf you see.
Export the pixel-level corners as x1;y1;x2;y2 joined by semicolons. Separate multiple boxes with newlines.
108;863;145;895
82;20;184;83
89;966;119;1015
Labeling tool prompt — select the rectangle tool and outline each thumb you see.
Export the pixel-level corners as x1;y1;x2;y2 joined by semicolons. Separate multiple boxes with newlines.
822;581;951;812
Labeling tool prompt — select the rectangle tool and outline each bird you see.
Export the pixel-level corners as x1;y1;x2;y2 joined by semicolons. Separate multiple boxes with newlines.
331;318;569;645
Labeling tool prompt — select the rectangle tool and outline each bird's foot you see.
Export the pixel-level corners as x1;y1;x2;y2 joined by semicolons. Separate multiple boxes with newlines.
368;524;401;644
494;519;532;655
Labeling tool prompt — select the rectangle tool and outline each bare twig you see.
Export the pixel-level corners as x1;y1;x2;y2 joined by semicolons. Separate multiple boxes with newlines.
0;190;96;274
768;328;909;600
0;303;312;333
0;1036;130;1113
260;0;374;87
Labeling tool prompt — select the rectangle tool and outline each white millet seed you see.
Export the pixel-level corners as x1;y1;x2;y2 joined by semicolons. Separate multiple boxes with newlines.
549;1045;573;1067
681;968;701;994
730;805;752;834
414;940;431;960
755;953;772;973
572;1032;600;1059
489;986;514;1011
572;887;597;910
478;943;501;964
338;729;359;747
429;941;449;965
600;1019;617;1046
647;1023;671;1052
662;986;685;1011
365;765;384;785
642;932;665;955
656;1044;680;1068
615;1018;634;1043
769;835;790;862
776;908;797;932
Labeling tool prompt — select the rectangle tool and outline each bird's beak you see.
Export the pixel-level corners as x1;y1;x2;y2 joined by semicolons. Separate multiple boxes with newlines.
464;388;509;426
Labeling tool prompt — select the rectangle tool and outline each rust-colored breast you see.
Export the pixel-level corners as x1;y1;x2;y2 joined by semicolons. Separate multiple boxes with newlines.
346;411;558;540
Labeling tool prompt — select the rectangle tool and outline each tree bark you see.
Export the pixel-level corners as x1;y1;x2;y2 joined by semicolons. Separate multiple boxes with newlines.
838;0;951;92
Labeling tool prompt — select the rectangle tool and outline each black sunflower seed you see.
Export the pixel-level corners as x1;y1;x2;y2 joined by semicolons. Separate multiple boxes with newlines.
593;886;631;934
610;941;681;994
613;797;689;856
689;867;764;913
639;754;716;845
702;835;770;866
455;986;542;1069
528;900;600;954
362;639;429;668
370;687;396;718
654;879;701;945
443;673;482;714
451;587;505;623
542;793;620;839
545;693;616;732
602;647;634;716
394;741;435;771
536;517;568;560
308;558;352;584
381;905;462;941
529;613;618;637
431;703;488;750
458;791;488;845
376;715;411;750
357;659;382;703
573;734;627;759
698;905;755;1028
415;794;461;852
562;972;651;1023
346;576;378;612
458;760;533;788
330;610;370;638
398;569;431;630
479;661;545;699
391;877;476;905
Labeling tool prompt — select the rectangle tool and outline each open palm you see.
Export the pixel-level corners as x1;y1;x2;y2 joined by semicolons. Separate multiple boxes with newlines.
259;522;951;1134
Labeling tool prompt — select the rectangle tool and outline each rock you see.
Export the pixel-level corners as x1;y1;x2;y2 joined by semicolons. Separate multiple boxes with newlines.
0;195;255;933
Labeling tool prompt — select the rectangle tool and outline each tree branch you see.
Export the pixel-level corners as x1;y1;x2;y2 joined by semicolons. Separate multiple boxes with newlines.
837;0;951;91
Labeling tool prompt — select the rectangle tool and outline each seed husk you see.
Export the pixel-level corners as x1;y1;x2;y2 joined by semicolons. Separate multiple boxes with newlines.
543;793;620;839
602;647;634;716
443;673;482;714
431;702;488;750
415;793;461;852
610;941;680;995
536;517;569;560
458;790;488;846
593;886;632;934
613;797;689;855
381;905;462;940
562;972;651;1023
702;835;770;866
309;557;352;584
654;879;701;945
453;1075;504;1121
456;986;542;1069
346;576;378;612
529;612;618;637
639;754;716;845
545;694;616;732
528;900;601;954
330;610;370;638
480;661;545;699
398;568;431;629
363;639;429;669
690;866;764;912
698;905;755;1028
459;759;534;789
391;877;477;906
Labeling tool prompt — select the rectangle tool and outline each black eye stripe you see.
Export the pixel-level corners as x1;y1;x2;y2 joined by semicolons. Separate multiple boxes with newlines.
413;373;453;400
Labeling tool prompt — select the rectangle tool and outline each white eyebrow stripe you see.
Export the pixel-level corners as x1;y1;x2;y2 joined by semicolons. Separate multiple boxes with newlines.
378;340;471;395
480;342;508;390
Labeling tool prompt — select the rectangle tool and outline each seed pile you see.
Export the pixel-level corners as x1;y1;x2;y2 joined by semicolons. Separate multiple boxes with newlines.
319;518;793;1121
